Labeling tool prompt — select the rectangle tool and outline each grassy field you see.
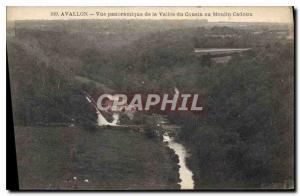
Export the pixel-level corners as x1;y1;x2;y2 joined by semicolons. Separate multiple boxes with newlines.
14;126;180;190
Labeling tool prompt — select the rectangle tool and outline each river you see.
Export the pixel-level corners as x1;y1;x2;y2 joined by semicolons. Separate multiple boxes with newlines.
85;94;195;189
163;132;194;189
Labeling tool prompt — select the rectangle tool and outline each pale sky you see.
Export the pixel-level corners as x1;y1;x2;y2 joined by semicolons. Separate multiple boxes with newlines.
7;6;293;23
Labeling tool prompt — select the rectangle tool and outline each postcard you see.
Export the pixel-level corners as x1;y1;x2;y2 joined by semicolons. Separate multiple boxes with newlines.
6;6;294;190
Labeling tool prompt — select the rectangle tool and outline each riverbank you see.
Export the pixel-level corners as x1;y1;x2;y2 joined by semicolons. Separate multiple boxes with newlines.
14;126;180;190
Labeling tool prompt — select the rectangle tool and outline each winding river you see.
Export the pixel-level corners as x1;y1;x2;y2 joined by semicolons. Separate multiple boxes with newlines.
163;133;194;189
85;94;195;189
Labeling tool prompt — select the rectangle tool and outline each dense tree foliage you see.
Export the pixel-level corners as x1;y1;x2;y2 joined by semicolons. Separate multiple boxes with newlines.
169;42;294;188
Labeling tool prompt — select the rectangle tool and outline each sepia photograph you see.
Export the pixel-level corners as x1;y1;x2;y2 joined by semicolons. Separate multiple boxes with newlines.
6;6;294;190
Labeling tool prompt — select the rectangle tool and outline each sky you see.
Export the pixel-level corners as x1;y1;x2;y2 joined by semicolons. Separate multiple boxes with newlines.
7;6;293;23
